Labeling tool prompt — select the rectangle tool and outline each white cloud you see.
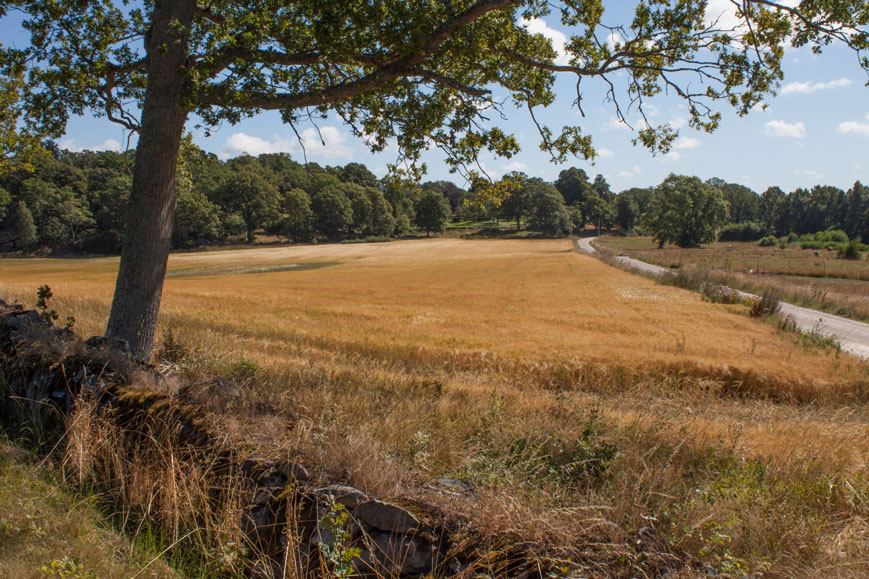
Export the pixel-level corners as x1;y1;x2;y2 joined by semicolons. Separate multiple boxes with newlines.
837;120;869;137
673;136;701;149
794;169;824;181
762;120;806;139
519;18;570;66
662;151;682;162
781;78;853;95
99;139;122;152
668;116;688;129
59;138;123;152
615;165;643;179
604;117;631;131
501;160;527;173
597;148;614;158
705;0;799;33
221;127;354;160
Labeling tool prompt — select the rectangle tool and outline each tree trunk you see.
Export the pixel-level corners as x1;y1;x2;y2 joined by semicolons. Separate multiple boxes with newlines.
104;0;195;360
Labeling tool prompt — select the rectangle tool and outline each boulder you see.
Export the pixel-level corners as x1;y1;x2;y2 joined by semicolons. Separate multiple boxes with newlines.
354;499;420;534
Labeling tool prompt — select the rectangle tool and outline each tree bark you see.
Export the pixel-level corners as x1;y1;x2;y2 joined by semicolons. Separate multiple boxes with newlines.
104;0;195;360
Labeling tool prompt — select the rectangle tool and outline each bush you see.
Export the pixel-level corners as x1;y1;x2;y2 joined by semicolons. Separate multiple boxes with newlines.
718;221;767;242
838;241;862;260
757;235;778;247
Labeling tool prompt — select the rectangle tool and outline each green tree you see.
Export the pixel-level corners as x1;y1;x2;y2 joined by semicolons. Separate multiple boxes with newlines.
6;1;868;358
365;188;396;237
615;195;640;233
339;163;379;188
643;174;728;248
0;64;44;175
343;183;374;236
760;186;787;236
414;190;451;236
12;200;36;251
554;168;593;222
0;186;9;221
526;179;572;236
714;181;760;224
213;159;281;243
584;193;615;236
498;173;532;231
276;188;314;243
845;182;869;241
312;187;354;240
173;188;221;248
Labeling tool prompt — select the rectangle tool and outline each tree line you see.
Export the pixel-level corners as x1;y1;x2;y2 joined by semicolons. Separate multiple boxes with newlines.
616;175;869;248
2;144;866;254
0;144;450;253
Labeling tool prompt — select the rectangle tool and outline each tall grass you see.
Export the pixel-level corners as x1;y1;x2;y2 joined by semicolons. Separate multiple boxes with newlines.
2;238;868;576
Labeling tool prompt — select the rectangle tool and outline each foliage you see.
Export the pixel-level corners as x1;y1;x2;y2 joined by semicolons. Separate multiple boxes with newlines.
317;498;361;578
275;188;315;242
757;235;778;247
414;190;452;235
35;285;58;322
213;157;281;243
525;179;572;236
718;221;767;242
644;174;728;248
838;241;862;260
11;200;37;250
313;187;354;240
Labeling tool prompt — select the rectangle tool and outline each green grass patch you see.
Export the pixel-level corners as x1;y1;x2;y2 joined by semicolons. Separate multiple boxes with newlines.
0;442;178;579
166;260;340;278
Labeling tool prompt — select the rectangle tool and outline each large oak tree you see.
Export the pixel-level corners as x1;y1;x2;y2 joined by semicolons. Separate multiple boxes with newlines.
2;0;867;359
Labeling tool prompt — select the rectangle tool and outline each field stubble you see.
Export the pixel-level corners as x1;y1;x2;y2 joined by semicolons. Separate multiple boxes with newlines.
2;238;869;576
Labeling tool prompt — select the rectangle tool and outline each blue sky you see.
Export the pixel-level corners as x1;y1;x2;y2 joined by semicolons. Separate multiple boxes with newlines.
7;1;869;193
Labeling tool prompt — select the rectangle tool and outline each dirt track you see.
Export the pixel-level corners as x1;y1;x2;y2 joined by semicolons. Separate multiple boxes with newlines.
576;237;869;359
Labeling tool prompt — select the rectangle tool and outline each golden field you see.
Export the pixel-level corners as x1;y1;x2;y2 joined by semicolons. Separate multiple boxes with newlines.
2;238;869;576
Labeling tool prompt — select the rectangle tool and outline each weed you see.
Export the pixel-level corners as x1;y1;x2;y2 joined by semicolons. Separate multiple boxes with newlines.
35;285;58;322
407;430;431;468
317;496;361;578
230;357;260;379
40;557;96;578
749;288;781;318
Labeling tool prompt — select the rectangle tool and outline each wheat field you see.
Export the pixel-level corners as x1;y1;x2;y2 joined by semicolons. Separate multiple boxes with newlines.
2;238;868;576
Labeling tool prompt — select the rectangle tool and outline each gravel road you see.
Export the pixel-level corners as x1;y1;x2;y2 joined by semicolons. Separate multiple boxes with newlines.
576;236;869;359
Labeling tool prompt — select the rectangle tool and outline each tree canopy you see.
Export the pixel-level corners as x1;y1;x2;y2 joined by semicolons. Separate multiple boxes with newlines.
3;0;868;359
643;174;729;248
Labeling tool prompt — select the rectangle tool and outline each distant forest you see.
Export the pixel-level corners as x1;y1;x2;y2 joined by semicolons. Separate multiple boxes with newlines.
0;141;867;254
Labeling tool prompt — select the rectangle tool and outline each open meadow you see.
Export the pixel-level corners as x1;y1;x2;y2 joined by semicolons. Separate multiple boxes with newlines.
597;235;869;322
2;238;869;576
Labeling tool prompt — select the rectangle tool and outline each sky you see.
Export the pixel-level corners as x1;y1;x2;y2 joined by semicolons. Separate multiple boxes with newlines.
5;1;868;194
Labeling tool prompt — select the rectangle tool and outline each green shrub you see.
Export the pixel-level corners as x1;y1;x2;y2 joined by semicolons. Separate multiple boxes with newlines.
837;241;862;260
757;235;777;247
718;222;766;242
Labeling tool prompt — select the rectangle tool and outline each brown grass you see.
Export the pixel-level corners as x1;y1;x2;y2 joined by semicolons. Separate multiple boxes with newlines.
2;238;868;576
598;235;869;321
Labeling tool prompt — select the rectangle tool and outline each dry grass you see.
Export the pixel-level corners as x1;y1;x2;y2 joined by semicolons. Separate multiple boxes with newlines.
598;236;869;321
2;238;869;576
0;442;179;578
